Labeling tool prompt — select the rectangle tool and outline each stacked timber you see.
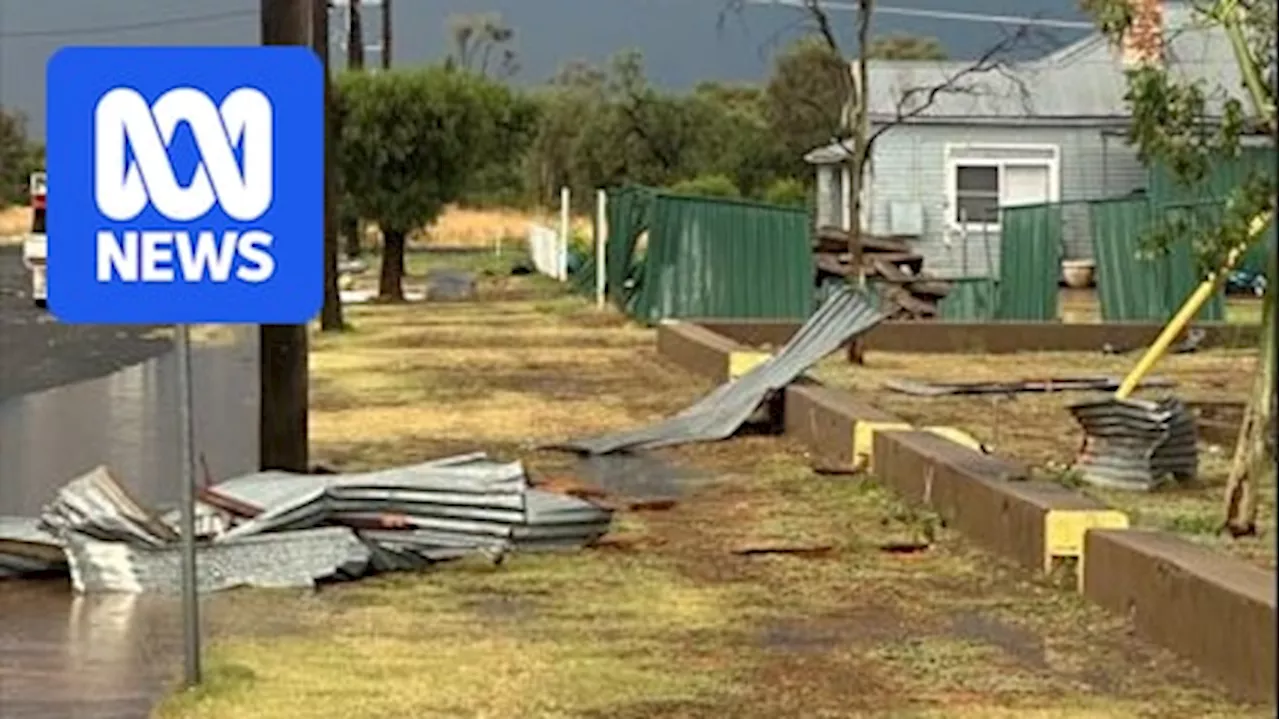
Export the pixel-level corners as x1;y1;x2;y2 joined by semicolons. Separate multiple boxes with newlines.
813;226;951;319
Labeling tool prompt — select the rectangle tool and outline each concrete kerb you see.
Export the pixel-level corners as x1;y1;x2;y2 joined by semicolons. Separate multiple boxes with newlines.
653;319;1277;703
1083;529;1277;703
692;318;1261;354
655;321;770;384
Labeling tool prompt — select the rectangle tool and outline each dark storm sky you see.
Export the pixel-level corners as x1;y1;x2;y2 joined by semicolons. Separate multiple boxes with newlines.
0;0;1092;138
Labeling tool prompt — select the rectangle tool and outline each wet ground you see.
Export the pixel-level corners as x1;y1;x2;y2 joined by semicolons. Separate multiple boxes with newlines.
0;245;261;717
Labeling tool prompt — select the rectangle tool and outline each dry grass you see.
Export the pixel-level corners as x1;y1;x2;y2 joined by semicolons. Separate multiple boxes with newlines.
1059;288;1264;325
349;204;594;250
0;205;31;240
814;350;1276;569
155;286;1268;719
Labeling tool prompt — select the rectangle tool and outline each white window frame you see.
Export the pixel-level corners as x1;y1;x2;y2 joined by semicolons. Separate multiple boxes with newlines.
943;143;1061;232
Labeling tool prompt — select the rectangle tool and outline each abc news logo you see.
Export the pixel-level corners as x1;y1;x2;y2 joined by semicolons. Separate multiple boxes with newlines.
95;86;276;284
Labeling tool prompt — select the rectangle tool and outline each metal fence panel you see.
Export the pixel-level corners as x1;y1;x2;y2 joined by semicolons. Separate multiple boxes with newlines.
1088;198;1224;322
633;193;814;321
995;204;1062;320
937;278;998;320
1148;148;1277;276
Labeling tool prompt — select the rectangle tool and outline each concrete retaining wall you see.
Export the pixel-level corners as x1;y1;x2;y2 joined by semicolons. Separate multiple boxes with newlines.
694;319;1261;354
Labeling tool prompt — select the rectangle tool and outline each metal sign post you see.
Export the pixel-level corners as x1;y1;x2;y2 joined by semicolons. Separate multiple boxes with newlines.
175;323;201;685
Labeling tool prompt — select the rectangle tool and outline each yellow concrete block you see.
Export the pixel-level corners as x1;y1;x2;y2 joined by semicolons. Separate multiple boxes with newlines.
727;351;771;379
852;420;913;469
1043;509;1130;583
921;426;986;453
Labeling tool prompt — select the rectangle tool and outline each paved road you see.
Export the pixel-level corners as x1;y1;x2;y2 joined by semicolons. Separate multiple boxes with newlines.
0;245;170;401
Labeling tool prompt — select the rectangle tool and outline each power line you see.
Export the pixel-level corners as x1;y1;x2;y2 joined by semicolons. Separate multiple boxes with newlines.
744;0;1095;30
0;8;257;39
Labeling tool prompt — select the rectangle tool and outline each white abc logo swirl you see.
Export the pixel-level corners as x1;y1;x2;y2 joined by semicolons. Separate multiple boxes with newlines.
94;86;273;223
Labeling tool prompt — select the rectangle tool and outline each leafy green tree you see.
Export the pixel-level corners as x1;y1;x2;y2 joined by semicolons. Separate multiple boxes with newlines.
763;36;848;178
1084;0;1277;534
866;33;947;60
334;67;515;300
0;109;43;207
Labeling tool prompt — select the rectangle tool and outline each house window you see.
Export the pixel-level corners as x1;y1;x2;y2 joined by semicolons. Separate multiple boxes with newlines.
945;145;1061;229
954;166;1000;224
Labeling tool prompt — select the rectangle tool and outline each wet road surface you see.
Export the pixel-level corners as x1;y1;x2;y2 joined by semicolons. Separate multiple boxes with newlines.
1;245;262;717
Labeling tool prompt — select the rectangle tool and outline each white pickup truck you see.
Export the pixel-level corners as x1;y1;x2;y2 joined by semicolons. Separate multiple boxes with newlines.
21;171;47;308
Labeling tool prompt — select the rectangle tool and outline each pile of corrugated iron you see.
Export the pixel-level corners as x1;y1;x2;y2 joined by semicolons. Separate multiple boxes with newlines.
813;226;951;319
0;452;612;593
1068;397;1199;491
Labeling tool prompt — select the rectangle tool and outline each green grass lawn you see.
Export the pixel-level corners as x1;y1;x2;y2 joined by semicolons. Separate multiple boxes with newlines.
156;279;1267;719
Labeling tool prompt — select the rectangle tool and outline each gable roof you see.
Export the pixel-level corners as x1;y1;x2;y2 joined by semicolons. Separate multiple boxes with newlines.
860;3;1244;125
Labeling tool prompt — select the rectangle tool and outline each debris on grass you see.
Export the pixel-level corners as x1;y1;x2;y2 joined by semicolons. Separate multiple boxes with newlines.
883;376;1176;397
731;541;836;558
553;289;883;455
1069;397;1199;492
4;452;613;593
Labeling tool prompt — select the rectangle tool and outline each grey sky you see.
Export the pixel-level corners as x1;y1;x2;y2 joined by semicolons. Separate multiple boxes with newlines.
0;0;1090;138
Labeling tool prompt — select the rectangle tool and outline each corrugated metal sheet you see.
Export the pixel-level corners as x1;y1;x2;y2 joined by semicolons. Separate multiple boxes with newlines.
1069;397;1198;491
584;186;815;323
633;193;814;322
1150;148;1279;276
995;204;1061;320
1088;198;1224;322
63;527;372;594
31;455;612;593
552;289;882;455
0;516;66;576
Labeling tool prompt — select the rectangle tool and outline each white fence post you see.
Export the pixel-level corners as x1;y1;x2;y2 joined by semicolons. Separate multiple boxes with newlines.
558;186;570;281
595;188;607;310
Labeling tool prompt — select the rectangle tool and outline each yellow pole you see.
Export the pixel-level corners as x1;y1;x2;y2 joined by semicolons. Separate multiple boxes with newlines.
1114;212;1271;400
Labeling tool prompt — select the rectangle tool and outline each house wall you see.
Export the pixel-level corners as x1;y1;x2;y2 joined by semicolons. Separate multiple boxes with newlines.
822;124;1148;279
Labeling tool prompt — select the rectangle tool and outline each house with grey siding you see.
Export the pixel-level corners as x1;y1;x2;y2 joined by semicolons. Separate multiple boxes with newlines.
806;3;1245;279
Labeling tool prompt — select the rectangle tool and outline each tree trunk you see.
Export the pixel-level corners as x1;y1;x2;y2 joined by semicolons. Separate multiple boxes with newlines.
378;229;407;301
343;218;362;257
1222;262;1277;535
317;0;344;332
258;0;311;473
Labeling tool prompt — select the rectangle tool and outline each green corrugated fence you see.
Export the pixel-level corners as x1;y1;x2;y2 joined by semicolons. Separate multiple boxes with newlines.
1148;148;1277;276
1088;197;1224;322
580;185;814;322
938;278;999;321
994;204;1062;321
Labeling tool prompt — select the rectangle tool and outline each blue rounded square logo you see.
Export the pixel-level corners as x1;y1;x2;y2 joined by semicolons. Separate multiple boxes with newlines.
46;46;324;324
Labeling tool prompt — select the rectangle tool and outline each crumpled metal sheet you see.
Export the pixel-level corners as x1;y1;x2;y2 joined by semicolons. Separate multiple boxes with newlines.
551;289;883;454
0;516;67;577
1070;396;1199;491
27;454;612;593
63;527;371;594
39;466;178;547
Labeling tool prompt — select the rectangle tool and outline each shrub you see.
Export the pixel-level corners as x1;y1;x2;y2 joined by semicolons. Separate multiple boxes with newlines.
666;174;741;199
762;177;808;208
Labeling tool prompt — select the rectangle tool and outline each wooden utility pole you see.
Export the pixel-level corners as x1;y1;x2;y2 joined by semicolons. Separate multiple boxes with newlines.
347;0;364;70
316;0;344;331
259;0;311;472
341;0;364;258
381;0;392;69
